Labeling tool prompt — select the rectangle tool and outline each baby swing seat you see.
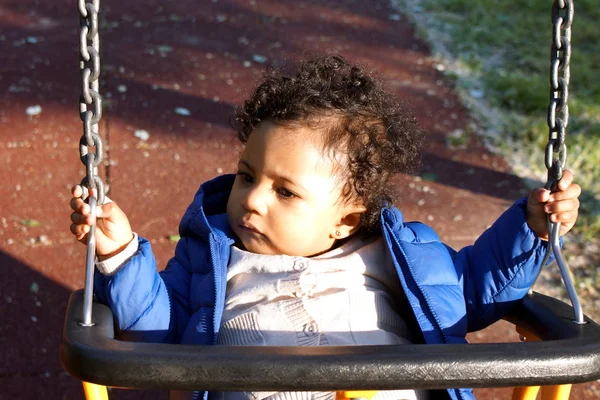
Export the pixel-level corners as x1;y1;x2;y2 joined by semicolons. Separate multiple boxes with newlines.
60;289;600;392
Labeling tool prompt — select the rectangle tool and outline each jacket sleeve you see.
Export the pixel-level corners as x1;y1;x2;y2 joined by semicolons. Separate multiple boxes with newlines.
448;197;552;332
93;235;194;343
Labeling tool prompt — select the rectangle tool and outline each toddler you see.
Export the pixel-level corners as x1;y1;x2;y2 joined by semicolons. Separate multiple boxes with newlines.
69;55;581;400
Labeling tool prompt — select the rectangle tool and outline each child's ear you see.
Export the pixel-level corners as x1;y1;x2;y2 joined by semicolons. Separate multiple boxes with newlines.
332;205;367;239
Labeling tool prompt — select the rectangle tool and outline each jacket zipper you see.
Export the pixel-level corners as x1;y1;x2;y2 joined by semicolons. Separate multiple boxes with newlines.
209;233;221;345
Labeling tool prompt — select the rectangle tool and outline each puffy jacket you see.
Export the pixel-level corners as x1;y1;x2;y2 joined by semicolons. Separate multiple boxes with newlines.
94;174;550;400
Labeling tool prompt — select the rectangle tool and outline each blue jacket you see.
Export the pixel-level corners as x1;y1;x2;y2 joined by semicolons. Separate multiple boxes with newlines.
94;174;550;400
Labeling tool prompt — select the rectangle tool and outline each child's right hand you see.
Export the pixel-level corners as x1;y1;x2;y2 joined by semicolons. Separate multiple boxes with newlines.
69;185;134;260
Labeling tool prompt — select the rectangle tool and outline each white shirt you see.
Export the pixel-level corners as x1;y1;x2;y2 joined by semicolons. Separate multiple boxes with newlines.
216;236;423;400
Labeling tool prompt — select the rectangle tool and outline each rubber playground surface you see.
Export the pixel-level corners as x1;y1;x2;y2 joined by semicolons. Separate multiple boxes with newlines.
1;0;598;399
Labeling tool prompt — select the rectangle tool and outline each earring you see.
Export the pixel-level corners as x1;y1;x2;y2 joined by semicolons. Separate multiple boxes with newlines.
335;230;341;237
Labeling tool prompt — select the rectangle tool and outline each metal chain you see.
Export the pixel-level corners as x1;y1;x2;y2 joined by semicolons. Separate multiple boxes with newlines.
78;0;105;206
77;0;104;327
545;0;573;186
540;0;585;324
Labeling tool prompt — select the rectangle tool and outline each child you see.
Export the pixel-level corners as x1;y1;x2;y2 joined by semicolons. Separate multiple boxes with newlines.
69;55;581;400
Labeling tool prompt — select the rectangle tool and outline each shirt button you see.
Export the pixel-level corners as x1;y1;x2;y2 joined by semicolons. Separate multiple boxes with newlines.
293;259;309;271
303;322;319;336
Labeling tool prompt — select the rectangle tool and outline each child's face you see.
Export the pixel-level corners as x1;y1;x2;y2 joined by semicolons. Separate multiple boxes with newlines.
227;121;362;257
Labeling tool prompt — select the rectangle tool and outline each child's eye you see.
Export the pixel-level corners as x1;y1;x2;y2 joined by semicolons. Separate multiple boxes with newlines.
237;172;253;184
276;187;296;199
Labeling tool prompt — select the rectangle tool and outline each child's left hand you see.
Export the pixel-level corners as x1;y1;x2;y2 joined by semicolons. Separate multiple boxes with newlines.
526;170;581;241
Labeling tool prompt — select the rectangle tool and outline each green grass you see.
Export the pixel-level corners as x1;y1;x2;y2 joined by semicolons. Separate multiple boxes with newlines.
401;0;600;238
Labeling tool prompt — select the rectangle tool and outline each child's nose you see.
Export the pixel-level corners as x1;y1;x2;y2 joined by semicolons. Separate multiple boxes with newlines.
241;186;268;215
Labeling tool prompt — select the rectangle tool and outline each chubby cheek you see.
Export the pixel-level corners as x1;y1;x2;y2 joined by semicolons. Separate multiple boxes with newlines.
270;214;325;255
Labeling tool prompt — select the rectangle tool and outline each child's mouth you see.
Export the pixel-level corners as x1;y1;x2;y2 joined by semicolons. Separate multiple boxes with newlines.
239;221;263;235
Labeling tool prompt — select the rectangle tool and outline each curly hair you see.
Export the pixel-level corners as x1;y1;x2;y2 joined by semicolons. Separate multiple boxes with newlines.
231;55;422;233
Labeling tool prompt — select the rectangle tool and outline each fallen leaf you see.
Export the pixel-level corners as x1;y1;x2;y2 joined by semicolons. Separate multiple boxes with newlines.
134;129;150;141
25;105;42;117
21;219;41;227
174;107;191;116
421;173;438;182
252;54;267;64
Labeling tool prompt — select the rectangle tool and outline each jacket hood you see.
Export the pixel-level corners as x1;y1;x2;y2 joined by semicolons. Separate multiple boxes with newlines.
179;174;236;239
381;206;442;244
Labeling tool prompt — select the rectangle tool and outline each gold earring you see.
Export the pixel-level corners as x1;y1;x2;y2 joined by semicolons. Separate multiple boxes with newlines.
335;230;341;237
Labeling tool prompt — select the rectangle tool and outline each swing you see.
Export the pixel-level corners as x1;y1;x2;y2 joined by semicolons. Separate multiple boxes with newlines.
60;1;600;399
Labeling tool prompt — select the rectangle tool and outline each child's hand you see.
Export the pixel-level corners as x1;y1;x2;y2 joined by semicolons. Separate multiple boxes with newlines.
69;185;134;260
526;170;581;241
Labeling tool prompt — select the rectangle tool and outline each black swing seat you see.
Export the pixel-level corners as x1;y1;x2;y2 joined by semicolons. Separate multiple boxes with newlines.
59;290;600;392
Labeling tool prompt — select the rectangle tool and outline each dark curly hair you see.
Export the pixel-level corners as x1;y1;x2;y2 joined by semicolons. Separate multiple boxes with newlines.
232;55;422;233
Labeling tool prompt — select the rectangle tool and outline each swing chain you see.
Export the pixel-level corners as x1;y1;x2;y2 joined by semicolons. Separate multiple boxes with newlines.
541;0;585;324
545;0;573;186
78;0;105;206
77;0;103;327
